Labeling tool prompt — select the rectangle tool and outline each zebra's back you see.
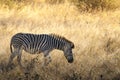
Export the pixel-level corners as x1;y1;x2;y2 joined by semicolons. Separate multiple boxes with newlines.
11;33;62;54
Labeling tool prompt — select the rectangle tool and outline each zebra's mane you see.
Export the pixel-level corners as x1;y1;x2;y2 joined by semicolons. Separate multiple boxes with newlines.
49;34;74;44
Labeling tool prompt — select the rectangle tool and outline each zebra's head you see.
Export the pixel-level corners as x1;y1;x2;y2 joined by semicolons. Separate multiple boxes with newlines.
63;42;74;63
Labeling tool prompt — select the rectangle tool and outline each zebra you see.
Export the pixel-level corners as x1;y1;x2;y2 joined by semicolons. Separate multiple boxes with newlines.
7;33;74;68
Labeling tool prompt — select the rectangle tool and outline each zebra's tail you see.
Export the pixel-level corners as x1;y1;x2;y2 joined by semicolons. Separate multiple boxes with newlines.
10;42;13;53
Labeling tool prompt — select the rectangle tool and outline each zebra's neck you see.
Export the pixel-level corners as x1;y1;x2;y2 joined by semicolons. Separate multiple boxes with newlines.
54;38;65;51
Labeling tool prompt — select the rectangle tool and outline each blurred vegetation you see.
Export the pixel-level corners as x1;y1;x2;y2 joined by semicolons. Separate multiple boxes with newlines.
68;0;120;11
0;0;26;9
45;0;65;4
0;0;120;11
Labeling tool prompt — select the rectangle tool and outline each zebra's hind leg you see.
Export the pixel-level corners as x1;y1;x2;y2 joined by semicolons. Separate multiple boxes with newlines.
17;49;24;69
7;48;18;70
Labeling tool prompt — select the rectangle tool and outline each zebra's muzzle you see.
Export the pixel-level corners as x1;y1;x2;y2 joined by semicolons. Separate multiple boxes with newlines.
66;56;73;63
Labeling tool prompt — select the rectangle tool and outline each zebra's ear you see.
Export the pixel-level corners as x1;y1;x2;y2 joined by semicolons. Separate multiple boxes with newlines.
71;42;74;48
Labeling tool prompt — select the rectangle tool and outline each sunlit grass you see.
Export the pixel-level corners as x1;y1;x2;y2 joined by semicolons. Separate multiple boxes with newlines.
0;2;120;80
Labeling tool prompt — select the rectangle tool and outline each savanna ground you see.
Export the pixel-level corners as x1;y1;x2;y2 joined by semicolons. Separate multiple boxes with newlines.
0;0;120;80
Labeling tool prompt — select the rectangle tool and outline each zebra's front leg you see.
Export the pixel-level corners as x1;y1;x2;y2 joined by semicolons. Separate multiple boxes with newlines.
42;51;52;66
44;55;52;66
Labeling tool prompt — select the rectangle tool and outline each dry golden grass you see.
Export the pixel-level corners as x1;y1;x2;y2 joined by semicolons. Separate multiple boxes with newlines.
0;3;120;80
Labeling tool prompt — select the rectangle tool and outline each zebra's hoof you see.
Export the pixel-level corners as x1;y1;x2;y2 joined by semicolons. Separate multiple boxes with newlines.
6;63;16;71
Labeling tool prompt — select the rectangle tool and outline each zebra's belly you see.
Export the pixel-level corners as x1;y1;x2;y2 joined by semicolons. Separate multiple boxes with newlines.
24;48;41;54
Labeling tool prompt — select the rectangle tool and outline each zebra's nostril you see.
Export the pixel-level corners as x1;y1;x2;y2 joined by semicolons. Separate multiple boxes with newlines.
68;59;73;63
67;56;73;63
